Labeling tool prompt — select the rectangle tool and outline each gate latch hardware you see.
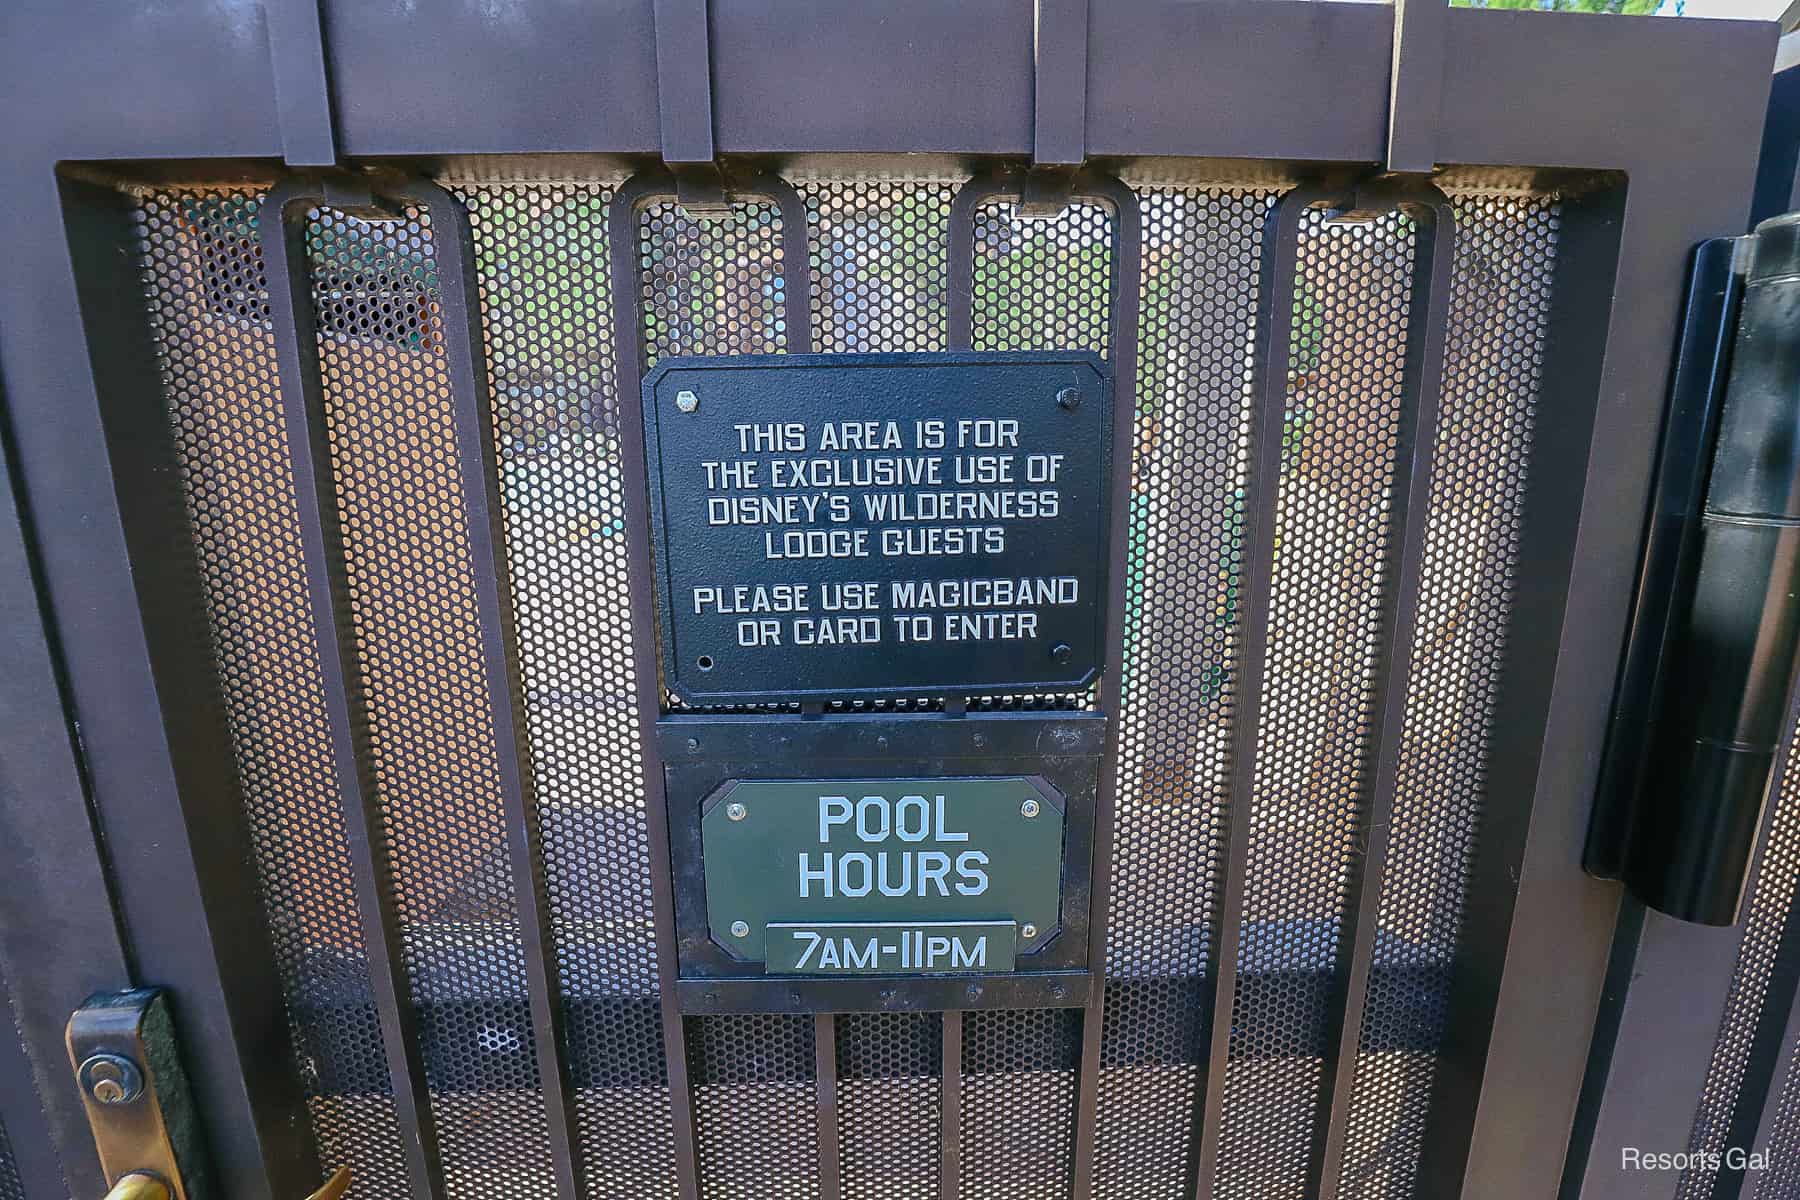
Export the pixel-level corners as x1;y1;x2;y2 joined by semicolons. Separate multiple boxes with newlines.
67;988;351;1200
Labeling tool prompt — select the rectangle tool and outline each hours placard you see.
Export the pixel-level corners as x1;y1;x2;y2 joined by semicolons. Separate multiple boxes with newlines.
640;352;1113;702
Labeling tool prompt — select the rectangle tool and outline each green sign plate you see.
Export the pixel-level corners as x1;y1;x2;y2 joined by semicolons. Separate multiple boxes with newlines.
766;921;1018;974
702;776;1065;969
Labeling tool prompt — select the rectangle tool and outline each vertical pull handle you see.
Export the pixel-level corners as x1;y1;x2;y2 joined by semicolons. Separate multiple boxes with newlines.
1592;213;1800;925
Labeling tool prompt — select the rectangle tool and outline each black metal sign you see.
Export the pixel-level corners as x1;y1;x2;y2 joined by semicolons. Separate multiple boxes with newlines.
641;352;1113;703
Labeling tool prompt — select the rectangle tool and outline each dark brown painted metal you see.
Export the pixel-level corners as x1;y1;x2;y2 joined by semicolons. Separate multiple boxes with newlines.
814;1014;841;1200
0;7;1781;1200
55;174;322;1200
0;368;130;1198
652;0;717;165
1386;0;1449;173
1192;183;1338;1200
264;0;337;165
1311;183;1458;1199
606;166;817;1200
1032;0;1089;167
939;1010;962;1200
259;179;447;1200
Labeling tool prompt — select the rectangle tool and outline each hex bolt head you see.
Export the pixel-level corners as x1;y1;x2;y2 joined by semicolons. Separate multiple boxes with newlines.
1021;923;1039;939
1056;387;1082;411
1020;797;1042;819
726;801;748;821
1050;642;1073;664
730;920;750;938
675;389;700;414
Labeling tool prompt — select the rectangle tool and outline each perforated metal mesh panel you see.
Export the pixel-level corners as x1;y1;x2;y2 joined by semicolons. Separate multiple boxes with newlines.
306;202;557;1199
1755;1026;1800;1198
837;1012;941;1200
639;200;786;368
687;1015;819;1198
962;1008;1082;1199
1331;193;1557;1200
453;180;679;1199
0;1118;21;1200
129;170;1571;1200
1211;210;1416;1200
1681;717;1800;1200
799;178;959;353
135;187;413;1200
1093;185;1274;1198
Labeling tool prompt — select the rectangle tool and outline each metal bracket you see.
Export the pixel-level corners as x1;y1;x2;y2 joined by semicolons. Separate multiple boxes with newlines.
264;0;339;167
1027;0;1090;216
652;0;736;218
1386;0;1449;174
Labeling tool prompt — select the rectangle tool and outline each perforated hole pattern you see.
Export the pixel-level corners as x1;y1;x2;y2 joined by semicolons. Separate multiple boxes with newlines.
132;175;1565;1200
1332;195;1556;1200
837;1012;941;1200
1094;187;1271;1200
136;188;413;1200
454;182;679;1199
1683;707;1800;1200
308;202;561;1200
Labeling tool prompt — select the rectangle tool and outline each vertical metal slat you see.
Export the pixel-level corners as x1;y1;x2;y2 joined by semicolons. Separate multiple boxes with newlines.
607;168;816;1200
412;181;588;1200
1310;188;1457;1199
258;180;446;1200
1191;183;1338;1200
947;170;1141;1200
941;1010;963;1200
815;1014;842;1200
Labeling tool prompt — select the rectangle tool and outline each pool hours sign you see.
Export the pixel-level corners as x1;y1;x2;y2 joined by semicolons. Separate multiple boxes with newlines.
640;352;1113;702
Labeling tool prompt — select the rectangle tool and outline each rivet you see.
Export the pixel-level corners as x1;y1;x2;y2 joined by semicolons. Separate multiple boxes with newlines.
1021;923;1039;939
675;389;700;413
730;920;750;938
726;801;748;821
1021;798;1041;819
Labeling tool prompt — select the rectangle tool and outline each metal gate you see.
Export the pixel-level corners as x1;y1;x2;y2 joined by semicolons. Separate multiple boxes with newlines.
0;4;1789;1200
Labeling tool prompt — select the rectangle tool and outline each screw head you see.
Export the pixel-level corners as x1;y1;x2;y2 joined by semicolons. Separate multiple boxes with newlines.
1021;797;1041;819
1021;923;1039;939
686;737;701;753
1056;387;1082;411
1051;983;1068;1000
726;801;748;822
674;389;700;413
1050;642;1073;664
730;920;750;938
965;983;983;1002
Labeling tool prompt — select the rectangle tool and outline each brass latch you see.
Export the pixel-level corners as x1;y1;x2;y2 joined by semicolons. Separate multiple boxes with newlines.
67;989;349;1200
